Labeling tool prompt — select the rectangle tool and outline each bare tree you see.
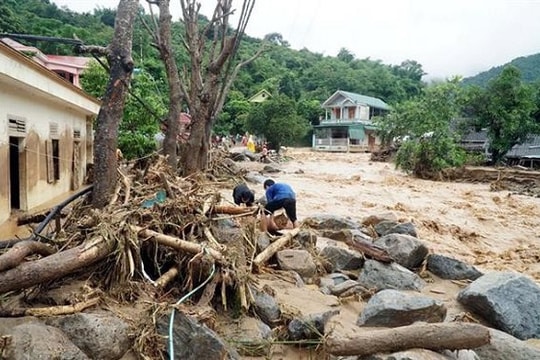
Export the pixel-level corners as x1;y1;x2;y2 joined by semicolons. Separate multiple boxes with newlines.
144;0;183;167
81;0;139;208
178;0;262;174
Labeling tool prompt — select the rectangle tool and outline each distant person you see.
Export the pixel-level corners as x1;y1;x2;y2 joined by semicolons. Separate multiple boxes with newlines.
259;144;269;162
232;183;255;207
261;179;298;232
247;135;256;152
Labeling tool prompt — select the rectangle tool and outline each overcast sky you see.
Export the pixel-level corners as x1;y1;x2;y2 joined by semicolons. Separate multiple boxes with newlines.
50;0;540;79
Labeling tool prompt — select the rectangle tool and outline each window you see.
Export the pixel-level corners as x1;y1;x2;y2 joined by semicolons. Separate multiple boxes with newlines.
46;139;60;183
52;139;60;181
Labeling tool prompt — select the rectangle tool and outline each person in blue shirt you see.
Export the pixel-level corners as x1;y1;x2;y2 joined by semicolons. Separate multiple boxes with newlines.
261;179;298;231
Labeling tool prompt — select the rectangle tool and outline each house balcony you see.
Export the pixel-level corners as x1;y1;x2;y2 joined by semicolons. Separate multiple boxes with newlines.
320;117;370;124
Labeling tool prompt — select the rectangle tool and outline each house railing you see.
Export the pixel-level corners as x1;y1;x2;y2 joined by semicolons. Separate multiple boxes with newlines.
314;138;348;146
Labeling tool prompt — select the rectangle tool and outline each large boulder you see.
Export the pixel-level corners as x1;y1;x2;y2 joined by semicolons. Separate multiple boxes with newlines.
288;309;339;341
5;323;89;360
157;312;239;360
302;215;360;231
250;287;281;326
473;328;540;360
457;272;540;340
375;221;418;237
357;289;446;327
427;254;483;280
357;260;426;292
319;245;364;271
361;212;399;227
364;348;453;360
276;249;317;278
46;312;131;360
373;234;428;270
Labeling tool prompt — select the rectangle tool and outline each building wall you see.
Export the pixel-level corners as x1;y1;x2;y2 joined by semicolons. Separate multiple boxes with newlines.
0;87;91;218
0;42;99;226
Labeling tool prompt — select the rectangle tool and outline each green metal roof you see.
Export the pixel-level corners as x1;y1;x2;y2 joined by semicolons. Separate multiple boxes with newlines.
322;90;391;110
313;122;365;128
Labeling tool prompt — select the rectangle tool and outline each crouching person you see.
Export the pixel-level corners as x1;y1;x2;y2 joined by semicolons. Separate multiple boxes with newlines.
233;183;255;207
260;179;299;233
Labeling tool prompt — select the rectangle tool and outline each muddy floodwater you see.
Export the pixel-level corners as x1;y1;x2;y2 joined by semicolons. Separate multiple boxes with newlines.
243;148;540;281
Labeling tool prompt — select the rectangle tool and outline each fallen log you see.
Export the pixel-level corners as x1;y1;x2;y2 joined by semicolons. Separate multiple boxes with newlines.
253;228;301;268
346;237;393;263
133;226;226;264
0;236;114;294
16;211;66;226
0;240;56;272
210;205;257;215
0;297;100;317
325;322;491;356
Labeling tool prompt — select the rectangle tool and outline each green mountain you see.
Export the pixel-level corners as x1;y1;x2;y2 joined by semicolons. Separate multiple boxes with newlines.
463;53;540;87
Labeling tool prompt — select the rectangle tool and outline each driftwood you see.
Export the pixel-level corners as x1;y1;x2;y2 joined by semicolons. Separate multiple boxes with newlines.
325;322;491;356
0;297;100;317
0;237;114;294
155;266;179;289
253;228;301;268
210;205;257;216
133;226;226;264
16;211;66;226
0;240;56;272
346;237;393;263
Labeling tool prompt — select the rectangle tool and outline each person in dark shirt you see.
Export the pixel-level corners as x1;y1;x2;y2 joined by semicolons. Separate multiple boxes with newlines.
232;183;255;207
261;179;298;231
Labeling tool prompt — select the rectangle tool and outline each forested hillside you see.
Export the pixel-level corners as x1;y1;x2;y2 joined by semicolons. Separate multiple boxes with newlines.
0;0;424;106
463;53;540;87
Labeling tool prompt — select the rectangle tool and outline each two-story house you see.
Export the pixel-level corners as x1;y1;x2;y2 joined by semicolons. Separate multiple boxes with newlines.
313;90;390;152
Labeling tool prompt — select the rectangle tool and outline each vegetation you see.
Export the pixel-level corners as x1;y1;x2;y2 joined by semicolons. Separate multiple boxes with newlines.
5;0;540;179
468;66;539;164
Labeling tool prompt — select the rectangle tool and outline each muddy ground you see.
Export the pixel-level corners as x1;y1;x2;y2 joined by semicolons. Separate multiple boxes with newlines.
239;148;540;281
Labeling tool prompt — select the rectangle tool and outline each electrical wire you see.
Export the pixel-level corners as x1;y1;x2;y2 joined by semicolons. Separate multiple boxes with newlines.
168;259;216;360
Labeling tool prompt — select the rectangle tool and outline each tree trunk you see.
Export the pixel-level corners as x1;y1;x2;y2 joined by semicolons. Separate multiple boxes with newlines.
157;0;183;168
181;111;211;174
325;322;491;357
92;0;138;208
0;237;114;294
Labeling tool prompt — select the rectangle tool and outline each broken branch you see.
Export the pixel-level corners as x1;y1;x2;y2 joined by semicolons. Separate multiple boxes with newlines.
253;228;301;268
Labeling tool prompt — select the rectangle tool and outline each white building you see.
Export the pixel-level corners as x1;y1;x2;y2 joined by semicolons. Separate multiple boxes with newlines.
0;39;100;226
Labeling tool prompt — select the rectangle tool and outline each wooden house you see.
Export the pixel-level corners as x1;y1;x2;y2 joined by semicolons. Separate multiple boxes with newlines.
0;39;100;226
313;90;390;152
248;89;272;103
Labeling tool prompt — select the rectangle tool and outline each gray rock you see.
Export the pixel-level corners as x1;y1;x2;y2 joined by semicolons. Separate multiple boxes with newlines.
427;254;483;280
361;212;399;227
262;165;281;173
473;328;540;360
250;287;281;326
303;215;360;230
276;249;317;278
328;280;363;297
222;158;241;174
5;323;89;360
230;153;248;162
373;233;429;269
321;229;373;243
288;309;339;341
296;230;317;247
357;289;446;327
386;222;418;237
221;317;273;357
46;312;131;360
319;273;351;290
257;232;271;252
358;260;426;292
243;149;257;161
374;220;400;236
158;312;239;360
244;171;266;184
320;245;364;271
457;272;540;340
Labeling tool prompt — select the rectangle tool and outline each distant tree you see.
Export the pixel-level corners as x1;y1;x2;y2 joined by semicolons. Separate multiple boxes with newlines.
245;95;309;150
215;90;251;135
337;47;354;63
263;32;289;47
375;78;468;178
469;66;538;164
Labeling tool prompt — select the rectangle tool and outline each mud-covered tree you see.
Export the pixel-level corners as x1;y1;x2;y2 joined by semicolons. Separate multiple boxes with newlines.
245;95;309;150
469;66;538;164
375;78;468;178
78;0;139;208
177;0;262;174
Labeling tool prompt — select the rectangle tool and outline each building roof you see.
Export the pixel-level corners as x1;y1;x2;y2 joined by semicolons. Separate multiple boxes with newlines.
506;135;540;158
248;89;272;103
322;90;390;110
